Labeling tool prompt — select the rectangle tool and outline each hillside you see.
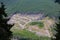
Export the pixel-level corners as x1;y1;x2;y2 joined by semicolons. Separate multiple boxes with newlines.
0;0;60;17
8;12;57;40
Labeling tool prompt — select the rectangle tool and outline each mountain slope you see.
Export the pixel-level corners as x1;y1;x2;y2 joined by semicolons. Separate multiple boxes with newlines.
8;13;56;38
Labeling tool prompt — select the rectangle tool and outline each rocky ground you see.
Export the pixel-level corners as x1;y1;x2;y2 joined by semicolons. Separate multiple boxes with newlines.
7;13;56;40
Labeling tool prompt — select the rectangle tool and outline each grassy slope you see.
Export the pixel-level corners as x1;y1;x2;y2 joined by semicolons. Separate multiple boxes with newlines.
11;18;54;40
12;29;51;40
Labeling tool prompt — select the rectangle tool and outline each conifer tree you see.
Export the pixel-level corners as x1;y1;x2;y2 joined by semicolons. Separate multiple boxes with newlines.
55;17;60;40
55;0;60;4
0;2;14;40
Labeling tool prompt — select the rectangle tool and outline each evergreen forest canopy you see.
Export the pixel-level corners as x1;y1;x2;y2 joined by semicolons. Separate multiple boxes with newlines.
0;0;60;17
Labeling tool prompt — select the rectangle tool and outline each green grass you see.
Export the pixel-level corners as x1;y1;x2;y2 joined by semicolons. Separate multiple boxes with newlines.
12;29;39;38
12;29;51;40
29;21;44;28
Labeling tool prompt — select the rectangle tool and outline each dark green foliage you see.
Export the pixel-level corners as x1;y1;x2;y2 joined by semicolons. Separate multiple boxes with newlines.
55;0;60;4
29;21;44;28
0;2;14;40
51;17;60;40
55;17;60;40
